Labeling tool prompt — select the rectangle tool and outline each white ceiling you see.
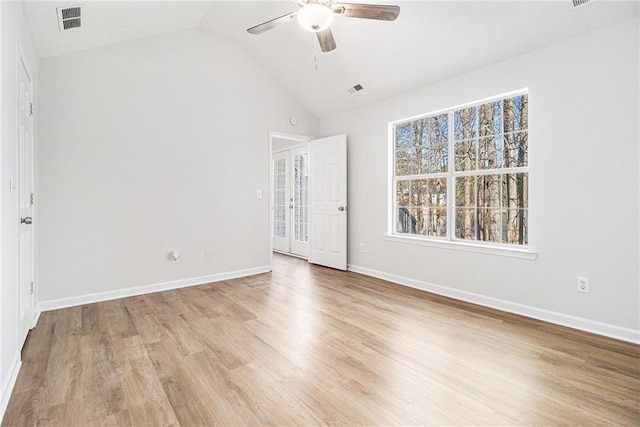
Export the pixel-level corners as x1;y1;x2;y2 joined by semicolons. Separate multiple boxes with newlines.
22;1;640;119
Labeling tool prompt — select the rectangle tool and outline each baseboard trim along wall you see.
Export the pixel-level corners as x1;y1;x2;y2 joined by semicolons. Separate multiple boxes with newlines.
347;264;640;345
39;266;271;313
0;355;22;424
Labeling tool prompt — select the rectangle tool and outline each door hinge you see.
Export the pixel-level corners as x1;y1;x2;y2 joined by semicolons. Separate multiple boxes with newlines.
30;192;34;205
29;103;34;116
30;281;34;295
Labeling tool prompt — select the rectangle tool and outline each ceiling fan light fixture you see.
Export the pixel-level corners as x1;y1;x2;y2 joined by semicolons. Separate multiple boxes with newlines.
297;3;334;32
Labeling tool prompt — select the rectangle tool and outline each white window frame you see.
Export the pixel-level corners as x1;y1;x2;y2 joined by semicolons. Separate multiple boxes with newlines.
386;89;536;260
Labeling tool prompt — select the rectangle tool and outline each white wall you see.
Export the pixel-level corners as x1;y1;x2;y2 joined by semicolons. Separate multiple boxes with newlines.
273;136;308;152
319;19;640;338
38;29;317;303
0;0;38;420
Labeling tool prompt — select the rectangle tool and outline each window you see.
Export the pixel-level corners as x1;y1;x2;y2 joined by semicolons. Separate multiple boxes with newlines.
392;91;529;247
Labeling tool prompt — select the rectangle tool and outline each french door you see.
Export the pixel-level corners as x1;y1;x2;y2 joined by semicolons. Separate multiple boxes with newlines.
272;146;310;258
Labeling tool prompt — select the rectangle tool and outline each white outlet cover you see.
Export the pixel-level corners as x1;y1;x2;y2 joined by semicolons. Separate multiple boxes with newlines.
577;276;590;293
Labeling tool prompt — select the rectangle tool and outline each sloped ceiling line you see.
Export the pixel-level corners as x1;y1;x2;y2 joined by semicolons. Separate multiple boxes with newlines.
23;1;639;119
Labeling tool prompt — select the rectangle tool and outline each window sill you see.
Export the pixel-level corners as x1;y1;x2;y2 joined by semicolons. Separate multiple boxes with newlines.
383;234;537;260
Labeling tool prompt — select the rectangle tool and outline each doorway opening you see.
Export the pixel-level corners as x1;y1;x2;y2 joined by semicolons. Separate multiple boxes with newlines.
271;134;310;259
269;132;348;271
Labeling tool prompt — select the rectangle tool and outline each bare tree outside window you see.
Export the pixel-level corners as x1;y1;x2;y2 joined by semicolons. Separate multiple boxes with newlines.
394;113;448;237
392;92;528;247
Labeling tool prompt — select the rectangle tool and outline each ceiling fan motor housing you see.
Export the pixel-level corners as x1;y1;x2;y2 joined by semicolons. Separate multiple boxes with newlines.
297;2;335;32
297;0;334;7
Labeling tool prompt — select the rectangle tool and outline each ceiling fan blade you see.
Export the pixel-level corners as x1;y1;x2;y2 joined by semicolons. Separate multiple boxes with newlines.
247;12;297;35
332;3;400;21
316;28;337;53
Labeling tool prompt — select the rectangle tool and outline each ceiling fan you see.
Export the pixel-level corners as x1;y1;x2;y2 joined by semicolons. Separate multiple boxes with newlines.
247;0;400;53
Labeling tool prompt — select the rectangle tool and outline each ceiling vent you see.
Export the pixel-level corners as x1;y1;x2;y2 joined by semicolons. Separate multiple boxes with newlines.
348;84;364;94
572;0;595;8
57;6;82;31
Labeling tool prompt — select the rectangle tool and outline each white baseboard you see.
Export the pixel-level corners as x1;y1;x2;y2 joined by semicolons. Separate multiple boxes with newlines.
39;266;271;312
347;264;640;345
0;354;22;425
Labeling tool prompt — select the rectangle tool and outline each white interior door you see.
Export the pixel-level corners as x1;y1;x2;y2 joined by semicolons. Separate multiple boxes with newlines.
289;146;309;258
309;134;347;270
272;151;290;253
18;57;35;345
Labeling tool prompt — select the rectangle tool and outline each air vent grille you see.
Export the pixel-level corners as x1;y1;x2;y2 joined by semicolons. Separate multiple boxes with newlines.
572;0;593;8
61;7;81;19
347;84;364;94
57;6;82;31
62;18;81;30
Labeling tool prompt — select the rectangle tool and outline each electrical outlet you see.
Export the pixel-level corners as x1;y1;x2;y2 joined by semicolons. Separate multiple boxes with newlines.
360;243;365;253
256;189;262;199
204;249;212;260
577;276;590;293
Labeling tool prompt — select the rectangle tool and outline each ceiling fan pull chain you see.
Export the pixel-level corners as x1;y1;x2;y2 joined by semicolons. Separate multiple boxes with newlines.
314;35;318;72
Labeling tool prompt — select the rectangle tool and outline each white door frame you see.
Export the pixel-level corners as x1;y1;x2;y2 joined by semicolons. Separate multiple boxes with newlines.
268;131;311;270
17;47;36;345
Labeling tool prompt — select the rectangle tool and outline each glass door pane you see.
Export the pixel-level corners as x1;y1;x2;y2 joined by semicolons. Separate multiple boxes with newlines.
293;152;309;243
273;157;287;239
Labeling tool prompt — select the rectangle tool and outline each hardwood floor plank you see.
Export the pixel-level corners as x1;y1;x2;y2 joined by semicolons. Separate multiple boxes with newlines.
77;333;126;420
147;343;215;426
12;360;48;394
125;296;168;345
86;409;131;427
189;317;251;370
21;312;56;364
3;253;639;426
38;320;82;410
3;389;39;426
126;396;178;427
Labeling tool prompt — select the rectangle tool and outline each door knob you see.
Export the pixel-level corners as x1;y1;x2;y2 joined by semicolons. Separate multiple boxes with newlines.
338;206;347;212
21;216;32;225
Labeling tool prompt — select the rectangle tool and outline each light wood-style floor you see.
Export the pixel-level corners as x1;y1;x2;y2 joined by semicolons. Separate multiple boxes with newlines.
3;254;639;426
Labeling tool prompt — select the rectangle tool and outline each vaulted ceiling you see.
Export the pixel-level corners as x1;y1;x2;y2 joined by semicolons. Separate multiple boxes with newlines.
22;1;640;119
